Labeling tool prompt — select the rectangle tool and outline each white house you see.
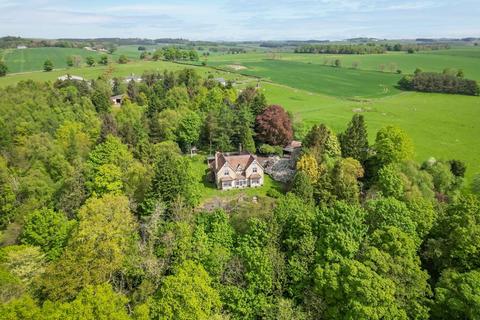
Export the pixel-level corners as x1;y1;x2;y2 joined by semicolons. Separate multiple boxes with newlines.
211;152;264;190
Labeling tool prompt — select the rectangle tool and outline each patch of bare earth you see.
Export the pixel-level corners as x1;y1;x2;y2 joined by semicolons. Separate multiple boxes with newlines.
227;64;247;71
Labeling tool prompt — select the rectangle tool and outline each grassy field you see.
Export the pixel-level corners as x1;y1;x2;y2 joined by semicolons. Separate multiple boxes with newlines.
260;82;480;179
218;59;402;98
0;59;247;87
208;47;480;80
2;47;105;73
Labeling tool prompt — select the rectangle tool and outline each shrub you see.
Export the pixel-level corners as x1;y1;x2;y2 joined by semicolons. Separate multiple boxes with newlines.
258;144;283;156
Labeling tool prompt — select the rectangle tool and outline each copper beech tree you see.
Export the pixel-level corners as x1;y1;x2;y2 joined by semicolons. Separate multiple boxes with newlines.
255;104;293;146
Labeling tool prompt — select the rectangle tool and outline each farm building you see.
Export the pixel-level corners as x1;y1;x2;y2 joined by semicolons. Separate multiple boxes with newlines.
16;45;27;49
210;152;264;190
214;77;227;86
124;74;142;83
110;94;126;106
57;75;85;81
283;140;302;156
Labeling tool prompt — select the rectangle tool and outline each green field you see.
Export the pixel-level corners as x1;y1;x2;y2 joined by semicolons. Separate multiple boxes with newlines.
3;47;105;73
259;82;480;178
0;59;246;87
208;47;480;80
216;59;402;98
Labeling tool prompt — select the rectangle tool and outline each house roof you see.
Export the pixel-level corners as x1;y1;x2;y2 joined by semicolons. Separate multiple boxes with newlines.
214;152;262;173
110;94;125;100
284;140;302;152
58;75;84;81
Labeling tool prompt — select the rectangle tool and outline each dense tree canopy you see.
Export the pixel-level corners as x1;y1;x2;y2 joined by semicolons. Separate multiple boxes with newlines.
0;69;478;320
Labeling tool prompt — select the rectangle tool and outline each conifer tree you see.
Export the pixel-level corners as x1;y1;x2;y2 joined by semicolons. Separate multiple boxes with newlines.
339;114;369;163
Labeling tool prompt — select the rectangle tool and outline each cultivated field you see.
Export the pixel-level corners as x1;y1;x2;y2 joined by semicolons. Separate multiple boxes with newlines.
2;47;104;73
207;47;480;80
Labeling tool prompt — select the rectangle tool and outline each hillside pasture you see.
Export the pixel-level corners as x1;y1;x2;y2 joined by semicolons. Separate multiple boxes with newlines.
208;47;480;80
3;47;106;73
0;59;247;87
261;82;480;179
215;59;402;98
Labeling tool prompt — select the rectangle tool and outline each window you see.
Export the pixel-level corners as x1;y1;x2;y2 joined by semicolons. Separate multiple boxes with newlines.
253;166;257;173
224;170;229;176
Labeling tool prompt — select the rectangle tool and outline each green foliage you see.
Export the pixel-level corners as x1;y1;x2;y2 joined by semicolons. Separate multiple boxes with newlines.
290;171;314;205
377;163;405;199
151;260;221;320
40;194;137;301
142;147;199;213
258;144;283;156
274;195;316;296
118;54;129;64
316;201;367;261
177;109;202;152
98;54;109;65
432;269;480;320
361;227;431;319
0;61;7;76
303;123;341;162
339;114;369;163
0;245;45;289
0;156;16;228
43;59;53;72
314;258;406;320
365;197;418;242
85;56;95;67
425;195;480;273
20;208;74;260
375;126;414;166
422;159;457;194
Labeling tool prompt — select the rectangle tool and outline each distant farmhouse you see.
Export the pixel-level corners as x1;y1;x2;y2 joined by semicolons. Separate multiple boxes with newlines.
210;152;264;190
16;45;27;49
214;77;227;86
124;74;142;83
57;75;85;81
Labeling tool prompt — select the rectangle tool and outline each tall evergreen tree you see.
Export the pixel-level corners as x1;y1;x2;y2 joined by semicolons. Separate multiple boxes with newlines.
339;114;369;163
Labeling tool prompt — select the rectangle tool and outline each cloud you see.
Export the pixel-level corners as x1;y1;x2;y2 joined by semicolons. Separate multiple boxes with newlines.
0;0;478;40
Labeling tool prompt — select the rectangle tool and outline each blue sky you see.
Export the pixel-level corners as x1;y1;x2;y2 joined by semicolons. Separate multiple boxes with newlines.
0;0;479;40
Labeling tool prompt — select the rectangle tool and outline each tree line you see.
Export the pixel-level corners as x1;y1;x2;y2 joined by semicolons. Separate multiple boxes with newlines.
294;44;386;54
398;69;479;96
0;69;479;319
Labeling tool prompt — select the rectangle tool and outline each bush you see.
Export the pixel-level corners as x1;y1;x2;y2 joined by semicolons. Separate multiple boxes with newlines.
43;60;53;72
267;188;282;198
117;55;129;64
258;144;283;156
0;61;7;77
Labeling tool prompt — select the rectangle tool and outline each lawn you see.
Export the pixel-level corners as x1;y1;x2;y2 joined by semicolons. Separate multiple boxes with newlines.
260;82;480;179
188;155;284;205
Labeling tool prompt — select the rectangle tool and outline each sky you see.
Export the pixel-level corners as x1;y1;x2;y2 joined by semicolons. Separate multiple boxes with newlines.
0;0;479;40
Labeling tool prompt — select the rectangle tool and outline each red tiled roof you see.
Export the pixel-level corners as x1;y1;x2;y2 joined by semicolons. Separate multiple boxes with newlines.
214;152;259;173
